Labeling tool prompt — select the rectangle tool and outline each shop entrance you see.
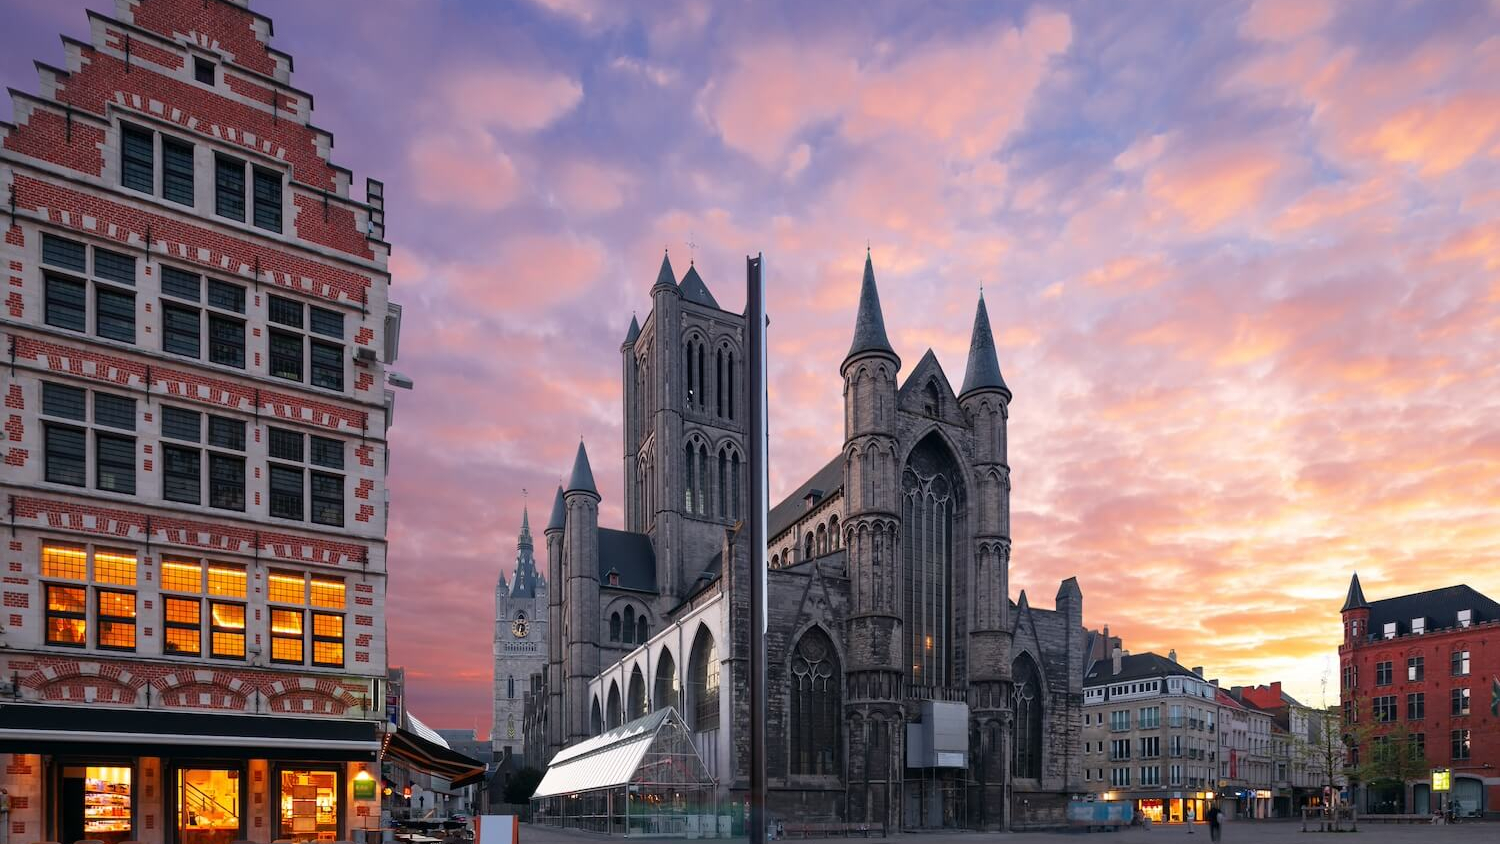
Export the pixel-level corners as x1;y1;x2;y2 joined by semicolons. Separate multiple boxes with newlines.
60;765;134;844
277;767;342;842
177;767;244;844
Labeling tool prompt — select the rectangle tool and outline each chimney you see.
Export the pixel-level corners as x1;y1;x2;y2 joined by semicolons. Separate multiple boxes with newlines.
1168;648;1177;663
1192;666;1204;677
1112;647;1122;675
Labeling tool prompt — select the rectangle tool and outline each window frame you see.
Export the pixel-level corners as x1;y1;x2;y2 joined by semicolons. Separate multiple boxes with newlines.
39;542;139;653
40;380;136;495
41;232;137;344
266;570;345;668
266;427;345;525
159;556;248;661
119;121;196;207
159;404;247;511
159;264;248;369
266;294;346;392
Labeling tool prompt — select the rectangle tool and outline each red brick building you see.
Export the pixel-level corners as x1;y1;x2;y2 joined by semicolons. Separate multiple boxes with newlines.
1339;574;1500;818
0;2;402;842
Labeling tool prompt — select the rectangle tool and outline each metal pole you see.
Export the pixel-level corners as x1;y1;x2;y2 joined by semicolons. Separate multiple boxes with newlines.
747;253;769;844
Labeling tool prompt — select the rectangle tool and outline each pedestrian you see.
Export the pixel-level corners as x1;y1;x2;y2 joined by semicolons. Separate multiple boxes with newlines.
1207;804;1222;842
1185;803;1195;833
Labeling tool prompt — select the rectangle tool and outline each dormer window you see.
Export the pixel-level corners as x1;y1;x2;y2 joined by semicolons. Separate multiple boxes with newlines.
194;57;216;85
1457;609;1472;628
1411;617;1425;635
608;570;620;587
1383;621;1397;639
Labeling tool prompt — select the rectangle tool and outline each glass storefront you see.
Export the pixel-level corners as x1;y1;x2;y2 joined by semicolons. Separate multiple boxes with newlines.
178;767;243;844
278;768;341;842
1133;796;1209;825
61;764;134;844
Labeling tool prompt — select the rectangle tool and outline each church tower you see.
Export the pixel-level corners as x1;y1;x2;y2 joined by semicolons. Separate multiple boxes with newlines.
544;485;567;761
957;293;1014;810
621;254;748;603
493;505;548;760
563;442;603;744
840;253;904;829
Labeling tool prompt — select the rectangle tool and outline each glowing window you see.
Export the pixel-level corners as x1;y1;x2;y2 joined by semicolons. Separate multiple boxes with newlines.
164;597;202;656
208;565;247;598
211;602;247;659
312;612;343;667
97;589;137;650
268;572;306;604
45;585;87;646
270;609;304;663
94;549;138;586
161;558;203;593
42;543;88;580
309;577;345;609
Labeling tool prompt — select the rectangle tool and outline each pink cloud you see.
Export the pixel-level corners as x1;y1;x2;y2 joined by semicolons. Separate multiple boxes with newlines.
408;128;522;211
550;159;636;215
444;66;583;133
1240;0;1335;42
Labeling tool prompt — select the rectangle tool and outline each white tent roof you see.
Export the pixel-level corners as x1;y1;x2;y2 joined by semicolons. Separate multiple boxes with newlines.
534;708;704;799
405;712;450;749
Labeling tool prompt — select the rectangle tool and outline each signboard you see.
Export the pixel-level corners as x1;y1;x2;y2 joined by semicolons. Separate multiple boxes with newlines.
1432;769;1451;792
353;778;377;800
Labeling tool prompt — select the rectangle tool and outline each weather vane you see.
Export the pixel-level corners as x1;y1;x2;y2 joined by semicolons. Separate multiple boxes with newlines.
687;232;698;265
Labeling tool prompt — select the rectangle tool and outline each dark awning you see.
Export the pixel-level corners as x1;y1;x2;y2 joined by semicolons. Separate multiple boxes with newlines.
0;703;379;761
385;726;486;787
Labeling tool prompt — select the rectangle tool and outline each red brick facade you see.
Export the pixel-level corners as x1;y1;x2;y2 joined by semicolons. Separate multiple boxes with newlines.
0;2;400;841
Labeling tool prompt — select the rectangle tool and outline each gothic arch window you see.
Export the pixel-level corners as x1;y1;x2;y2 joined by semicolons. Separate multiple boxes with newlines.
610;612;622;642
698;443;709;515
718;449;729;518
515;610;526;622
685;341;694;407
1012;654;1044;779
607;682;622;728
731;452;741;520
816;523;828;555
637;615;648;643
771;553;780;568
591;695;603;735
716;348;725;417
902;432;965;686
697;342;706;411
654;647;680;715
829;514;840;549
684;442;695;511
726;348;735;420
628;664;647;720
689;626;720;731
623;606;636;644
789;627;841;776
804;532;814;561
507;675;515;699
923;380;941;416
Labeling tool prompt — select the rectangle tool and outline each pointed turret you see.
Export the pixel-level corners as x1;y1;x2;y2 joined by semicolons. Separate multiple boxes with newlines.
567;441;599;498
518;505;533;548
959;293;1010;399
546;485;566;533
845;251;897;365
1341;572;1368;612
653;251;677;292
623;314;640;346
679;263;720;308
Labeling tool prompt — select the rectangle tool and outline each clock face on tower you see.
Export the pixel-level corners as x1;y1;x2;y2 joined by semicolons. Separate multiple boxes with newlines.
512;617;529;638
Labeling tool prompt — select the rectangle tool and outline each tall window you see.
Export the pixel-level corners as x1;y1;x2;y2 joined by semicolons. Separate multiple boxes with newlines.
41;233;136;344
684;443;695;511
120;123;194;207
40;542;137;651
41;381;135;495
267;570;345;667
902;434;963;686
161;406;247;510
160;557;247;659
623;606;636;645
609;611;621;642
654;649;680;714
1451;649;1470;676
607;683;622;729
1451;729;1470;760
628;665;647;720
212;153;282;232
1408;656;1424;681
1012;655;1044;778
789;628;841;776
267;295;346;391
690;627;720;732
267;427;346;525
160;265;246;368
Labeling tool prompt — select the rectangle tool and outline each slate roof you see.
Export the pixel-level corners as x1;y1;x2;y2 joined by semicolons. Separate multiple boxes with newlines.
567;441;599;496
679;264;720;308
769;455;843;541
623;314;640;345
546;485;566;532
845;253;896;362
1341;572;1368;612
1364;584;1499;636
654;253;676;290
1084;651;1200;687
959;294;1009;397
599;528;657;593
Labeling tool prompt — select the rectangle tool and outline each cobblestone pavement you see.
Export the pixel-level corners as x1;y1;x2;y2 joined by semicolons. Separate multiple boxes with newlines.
518;819;1499;844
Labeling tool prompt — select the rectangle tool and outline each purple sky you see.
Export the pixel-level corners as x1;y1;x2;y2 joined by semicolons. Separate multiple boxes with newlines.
5;0;1500;735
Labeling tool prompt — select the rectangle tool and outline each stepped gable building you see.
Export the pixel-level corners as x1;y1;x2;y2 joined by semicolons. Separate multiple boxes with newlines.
0;2;403;842
1339;574;1499;818
493;506;547;762
529;252;1086;831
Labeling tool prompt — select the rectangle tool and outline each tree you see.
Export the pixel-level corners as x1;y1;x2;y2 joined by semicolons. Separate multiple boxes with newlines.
503;766;544;805
1360;722;1429;812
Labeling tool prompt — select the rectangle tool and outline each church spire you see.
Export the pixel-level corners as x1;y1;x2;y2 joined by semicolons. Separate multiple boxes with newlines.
653;250;677;292
623;314;640;345
545;484;566;533
1341;572;1368;612
845;250;897;365
959;291;1010;399
567;440;599;497
518;504;533;548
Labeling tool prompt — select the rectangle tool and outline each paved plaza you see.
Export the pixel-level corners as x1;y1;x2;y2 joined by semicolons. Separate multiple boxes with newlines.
517;820;1499;844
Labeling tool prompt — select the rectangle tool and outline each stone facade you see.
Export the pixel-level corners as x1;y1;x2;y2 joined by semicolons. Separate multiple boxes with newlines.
0;1;400;841
532;253;1086;830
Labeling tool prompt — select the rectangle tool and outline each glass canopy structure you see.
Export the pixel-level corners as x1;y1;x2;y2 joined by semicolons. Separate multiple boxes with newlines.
532;708;720;836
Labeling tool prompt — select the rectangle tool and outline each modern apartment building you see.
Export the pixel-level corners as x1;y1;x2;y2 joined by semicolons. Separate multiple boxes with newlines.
1339;575;1499;818
1082;649;1223;825
0;1;402;842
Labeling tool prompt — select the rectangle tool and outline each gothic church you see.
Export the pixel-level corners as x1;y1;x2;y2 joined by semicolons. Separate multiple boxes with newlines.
510;253;1085;829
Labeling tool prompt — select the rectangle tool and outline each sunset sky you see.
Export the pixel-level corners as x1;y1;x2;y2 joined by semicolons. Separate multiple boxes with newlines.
5;0;1498;733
